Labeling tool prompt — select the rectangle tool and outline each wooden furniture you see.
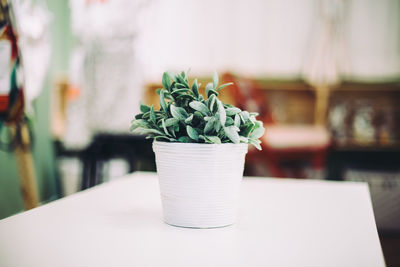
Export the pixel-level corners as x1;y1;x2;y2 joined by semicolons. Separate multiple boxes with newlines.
51;78;156;190
222;73;331;178
328;82;400;148
0;172;385;267
9;121;39;210
1;2;39;210
54;134;155;190
144;75;399;177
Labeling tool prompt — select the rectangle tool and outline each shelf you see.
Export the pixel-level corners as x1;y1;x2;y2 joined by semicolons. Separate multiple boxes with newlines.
332;139;400;152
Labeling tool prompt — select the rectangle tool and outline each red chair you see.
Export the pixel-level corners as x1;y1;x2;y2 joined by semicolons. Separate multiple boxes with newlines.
222;73;331;178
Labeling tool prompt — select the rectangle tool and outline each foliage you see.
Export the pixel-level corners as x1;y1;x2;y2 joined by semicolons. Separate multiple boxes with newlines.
130;71;265;149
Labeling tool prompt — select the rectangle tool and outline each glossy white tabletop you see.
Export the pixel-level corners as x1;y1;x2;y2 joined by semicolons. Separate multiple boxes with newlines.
0;172;385;267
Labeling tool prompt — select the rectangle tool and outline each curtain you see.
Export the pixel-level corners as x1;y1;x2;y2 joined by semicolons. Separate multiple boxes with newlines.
137;0;400;82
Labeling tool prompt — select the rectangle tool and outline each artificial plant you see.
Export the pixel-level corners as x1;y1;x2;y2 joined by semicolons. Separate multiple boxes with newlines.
130;71;265;149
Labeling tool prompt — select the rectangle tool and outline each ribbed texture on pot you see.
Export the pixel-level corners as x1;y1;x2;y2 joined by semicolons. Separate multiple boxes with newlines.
153;141;248;228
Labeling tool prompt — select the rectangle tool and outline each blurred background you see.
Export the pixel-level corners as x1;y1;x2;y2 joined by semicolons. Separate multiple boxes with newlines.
0;0;399;265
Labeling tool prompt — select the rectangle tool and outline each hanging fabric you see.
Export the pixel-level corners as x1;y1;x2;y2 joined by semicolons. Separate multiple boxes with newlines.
11;0;51;115
0;21;25;129
64;0;150;149
0;0;39;210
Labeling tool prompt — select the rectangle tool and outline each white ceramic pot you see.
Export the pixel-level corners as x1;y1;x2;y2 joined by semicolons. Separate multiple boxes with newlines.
153;141;248;228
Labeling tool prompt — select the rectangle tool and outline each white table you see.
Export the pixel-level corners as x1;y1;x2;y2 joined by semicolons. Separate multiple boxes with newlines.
0;172;385;267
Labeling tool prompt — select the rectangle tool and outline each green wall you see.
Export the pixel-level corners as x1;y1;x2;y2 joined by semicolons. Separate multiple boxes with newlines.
0;0;72;219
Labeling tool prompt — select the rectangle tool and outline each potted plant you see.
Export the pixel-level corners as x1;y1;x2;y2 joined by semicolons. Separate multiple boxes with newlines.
130;71;265;228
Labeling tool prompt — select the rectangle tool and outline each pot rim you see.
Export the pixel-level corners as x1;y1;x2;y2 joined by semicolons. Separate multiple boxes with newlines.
153;140;249;147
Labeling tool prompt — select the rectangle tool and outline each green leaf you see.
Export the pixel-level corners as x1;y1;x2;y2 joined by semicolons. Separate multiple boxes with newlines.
234;114;241;128
204;117;216;134
216;82;233;91
189;101;210;115
232;125;240;131
162;72;171;91
170;126;176;138
163;92;173;100
140;102;150;113
193;111;204;123
155;88;162;95
152;136;170;141
218;131;225;139
161;119;170;136
164;118;179;127
225;117;234;126
242;123;255;137
167;72;177;83
155;114;165;121
208;94;217;113
134;128;164;136
241;111;250;122
155;112;165;118
170;105;188;120
224;126;240;144
142;111;150;119
215;119;222;132
185;114;194;124
178;136;191;143
150;105;156;124
248;138;262;150
171;88;192;94
174;83;188;89
224;103;234;108
205;83;214;97
239;113;245;124
205;135;221;144
130;119;149;132
133;70;265;146
239;136;249;143
192;79;199;98
226;107;241;116
186;125;199;141
250;122;265;139
160;90;167;113
217;100;226;126
207;88;218;98
212;71;219;88
250;112;259;117
176;74;189;87
175;94;195;101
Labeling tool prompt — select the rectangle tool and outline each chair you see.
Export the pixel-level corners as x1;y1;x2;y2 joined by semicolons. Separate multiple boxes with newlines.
80;134;155;189
222;73;331;178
